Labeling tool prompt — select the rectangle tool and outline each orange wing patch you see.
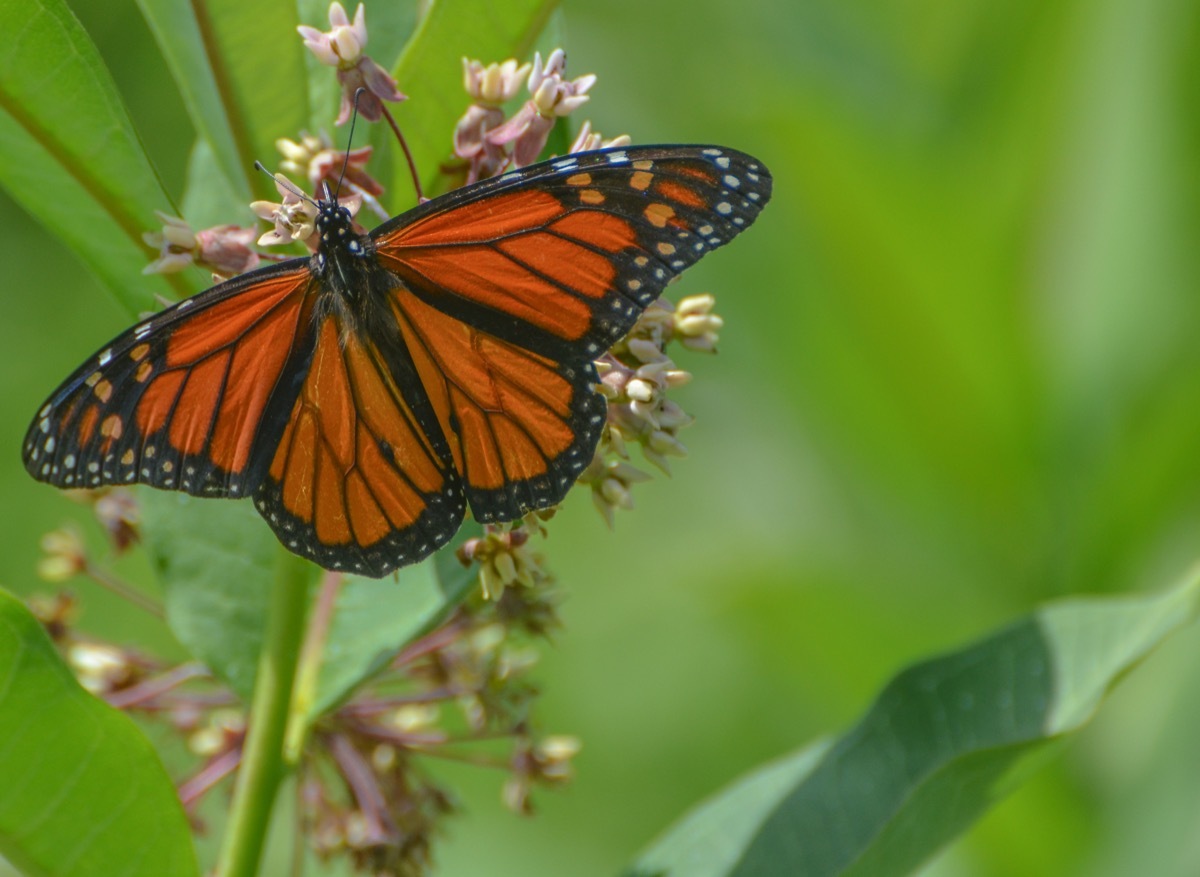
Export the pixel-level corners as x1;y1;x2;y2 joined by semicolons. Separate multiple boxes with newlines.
386;243;594;341
255;316;465;576
389;288;600;522
25;266;312;494
372;185;638;352
389;189;564;246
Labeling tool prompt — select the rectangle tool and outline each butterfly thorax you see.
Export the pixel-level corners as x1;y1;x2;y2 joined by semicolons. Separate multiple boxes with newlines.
310;201;394;341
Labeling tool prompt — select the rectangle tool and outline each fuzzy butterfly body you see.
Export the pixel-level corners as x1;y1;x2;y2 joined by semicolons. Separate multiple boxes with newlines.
24;145;772;577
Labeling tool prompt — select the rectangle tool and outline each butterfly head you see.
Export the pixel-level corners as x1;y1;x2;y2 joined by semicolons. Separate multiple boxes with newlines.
315;201;360;249
312;197;374;282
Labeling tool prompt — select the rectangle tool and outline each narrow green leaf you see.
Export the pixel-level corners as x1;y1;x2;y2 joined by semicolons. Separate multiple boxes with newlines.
311;522;482;718
181;138;250;230
389;0;561;196
135;0;249;197
296;0;343;130
0;0;186;314
0;588;199;877
140;491;316;701
172;0;310;199
628;571;1200;877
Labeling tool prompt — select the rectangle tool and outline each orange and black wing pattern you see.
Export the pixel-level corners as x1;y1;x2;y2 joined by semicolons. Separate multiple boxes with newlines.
252;313;465;576
23;262;316;498
24;144;770;578
370;145;772;522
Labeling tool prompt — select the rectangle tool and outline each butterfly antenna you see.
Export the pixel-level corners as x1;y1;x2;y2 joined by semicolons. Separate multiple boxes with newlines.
334;88;368;201
253;160;319;208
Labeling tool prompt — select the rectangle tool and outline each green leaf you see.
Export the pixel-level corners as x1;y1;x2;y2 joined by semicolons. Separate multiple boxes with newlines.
181;138;252;230
627;572;1200;877
0;588;199;877
389;0;561;196
140;491;314;701
135;0;250;197
142;0;310;201
0;0;187;314
311;521;482;718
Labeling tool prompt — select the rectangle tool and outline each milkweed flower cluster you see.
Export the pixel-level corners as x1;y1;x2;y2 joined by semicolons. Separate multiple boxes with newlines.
143;212;260;278
298;1;406;124
454;50;628;182
250;173;363;251
457;522;549;601
484;49;596;167
276;131;388;219
454;58;531;183
578;293;723;525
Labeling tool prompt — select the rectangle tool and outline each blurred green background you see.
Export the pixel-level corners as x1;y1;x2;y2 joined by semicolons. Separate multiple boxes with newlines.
5;0;1200;874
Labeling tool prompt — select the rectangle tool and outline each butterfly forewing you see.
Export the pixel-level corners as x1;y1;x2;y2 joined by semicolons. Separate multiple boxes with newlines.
23;264;315;497
374;145;770;357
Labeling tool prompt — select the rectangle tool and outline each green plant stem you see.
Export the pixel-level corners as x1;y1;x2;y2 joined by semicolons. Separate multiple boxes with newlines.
284;571;343;763
215;548;313;877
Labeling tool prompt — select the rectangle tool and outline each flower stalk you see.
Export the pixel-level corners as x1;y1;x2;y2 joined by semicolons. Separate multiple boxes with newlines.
214;547;313;877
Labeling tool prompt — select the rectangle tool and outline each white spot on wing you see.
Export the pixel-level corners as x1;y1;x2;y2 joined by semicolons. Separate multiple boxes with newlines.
98;348;112;366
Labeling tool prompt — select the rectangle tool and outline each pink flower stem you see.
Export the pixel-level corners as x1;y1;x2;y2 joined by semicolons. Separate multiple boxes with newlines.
85;562;165;618
179;747;243;809
380;105;425;203
105;661;211;709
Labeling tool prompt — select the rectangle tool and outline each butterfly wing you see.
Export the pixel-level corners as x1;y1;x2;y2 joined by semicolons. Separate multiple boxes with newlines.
252;312;466;576
25;144;770;578
23;262;317;497
370;145;772;521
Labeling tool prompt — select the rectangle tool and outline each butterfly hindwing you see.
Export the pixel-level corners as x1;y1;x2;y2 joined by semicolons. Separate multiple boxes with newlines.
253;314;466;576
23;263;316;498
387;288;607;522
369;145;772;521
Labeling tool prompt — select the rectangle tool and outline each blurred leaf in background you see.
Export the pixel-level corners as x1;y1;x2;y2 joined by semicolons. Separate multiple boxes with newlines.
4;0;1200;875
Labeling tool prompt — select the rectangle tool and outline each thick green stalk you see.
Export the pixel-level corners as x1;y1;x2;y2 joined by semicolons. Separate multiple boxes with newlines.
215;548;313;877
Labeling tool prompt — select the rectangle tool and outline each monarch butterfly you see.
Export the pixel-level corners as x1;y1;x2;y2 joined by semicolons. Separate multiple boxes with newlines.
23;145;771;577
